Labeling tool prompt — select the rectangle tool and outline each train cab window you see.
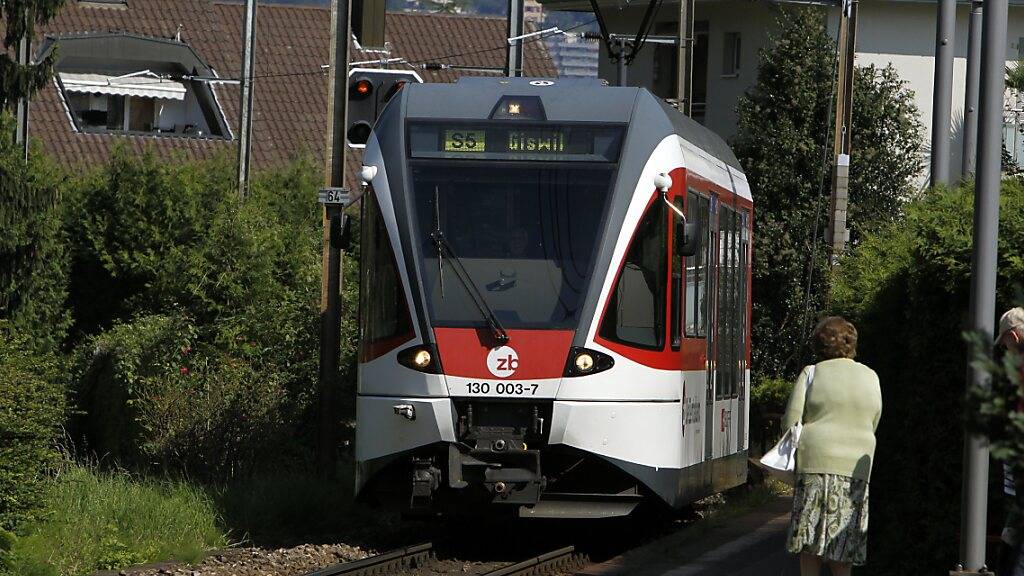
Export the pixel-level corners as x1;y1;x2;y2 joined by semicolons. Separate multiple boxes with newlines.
671;196;686;350
359;191;414;362
599;199;668;349
685;191;710;338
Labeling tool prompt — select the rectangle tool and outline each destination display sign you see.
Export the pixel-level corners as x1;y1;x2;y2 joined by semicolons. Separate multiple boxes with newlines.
411;123;624;162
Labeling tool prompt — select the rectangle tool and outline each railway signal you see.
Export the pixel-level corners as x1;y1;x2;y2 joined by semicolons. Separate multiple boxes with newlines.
346;68;422;148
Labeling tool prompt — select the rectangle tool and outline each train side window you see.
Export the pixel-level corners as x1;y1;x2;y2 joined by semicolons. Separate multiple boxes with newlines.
359;191;415;362
671;196;686;350
599;198;668;350
685;191;709;338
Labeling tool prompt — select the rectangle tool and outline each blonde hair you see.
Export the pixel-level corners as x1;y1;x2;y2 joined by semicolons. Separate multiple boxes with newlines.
812;316;858;360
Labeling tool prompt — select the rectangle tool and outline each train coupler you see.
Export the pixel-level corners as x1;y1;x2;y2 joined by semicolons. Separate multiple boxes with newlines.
410;457;441;509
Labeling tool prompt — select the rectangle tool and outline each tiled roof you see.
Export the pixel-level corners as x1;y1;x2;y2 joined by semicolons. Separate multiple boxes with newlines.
25;0;558;189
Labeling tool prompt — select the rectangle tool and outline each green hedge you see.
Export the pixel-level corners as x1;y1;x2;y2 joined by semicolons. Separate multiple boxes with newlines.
0;323;66;533
834;180;1024;574
65;149;359;479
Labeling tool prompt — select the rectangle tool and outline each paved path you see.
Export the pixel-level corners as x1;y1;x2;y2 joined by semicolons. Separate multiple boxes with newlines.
579;496;799;576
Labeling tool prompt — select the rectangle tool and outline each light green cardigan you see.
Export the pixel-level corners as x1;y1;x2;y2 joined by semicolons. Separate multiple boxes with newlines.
781;358;882;482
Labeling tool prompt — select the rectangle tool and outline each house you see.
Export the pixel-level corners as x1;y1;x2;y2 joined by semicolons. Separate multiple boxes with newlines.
24;0;557;188
537;0;1024;179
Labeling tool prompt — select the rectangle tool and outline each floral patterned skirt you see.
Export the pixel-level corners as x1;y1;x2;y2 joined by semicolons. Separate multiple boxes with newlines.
786;473;870;565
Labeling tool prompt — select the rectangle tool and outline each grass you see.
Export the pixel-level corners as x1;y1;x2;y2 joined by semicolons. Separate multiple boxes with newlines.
1;464;225;576
213;467;363;546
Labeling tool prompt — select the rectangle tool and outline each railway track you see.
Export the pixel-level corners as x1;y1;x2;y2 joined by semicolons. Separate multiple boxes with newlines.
300;543;588;576
303;543;433;576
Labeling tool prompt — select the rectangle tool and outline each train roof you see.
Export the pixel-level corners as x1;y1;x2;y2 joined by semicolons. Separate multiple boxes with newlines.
401;76;743;173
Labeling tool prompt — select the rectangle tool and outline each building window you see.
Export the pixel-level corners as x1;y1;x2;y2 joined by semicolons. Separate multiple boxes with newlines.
59;71;216;137
723;32;741;77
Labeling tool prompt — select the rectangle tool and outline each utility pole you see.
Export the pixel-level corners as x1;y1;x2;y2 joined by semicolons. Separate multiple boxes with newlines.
237;0;258;199
955;0;1006;571
962;0;983;178
931;0;956;186
675;0;694;114
827;0;857;258
15;20;30;161
317;0;353;479
616;38;629;87
506;0;524;77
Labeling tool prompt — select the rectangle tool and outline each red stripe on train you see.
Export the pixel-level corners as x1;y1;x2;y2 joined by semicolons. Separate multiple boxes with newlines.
434;328;573;380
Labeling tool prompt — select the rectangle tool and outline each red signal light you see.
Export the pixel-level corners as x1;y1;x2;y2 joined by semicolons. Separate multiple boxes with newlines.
355;79;372;95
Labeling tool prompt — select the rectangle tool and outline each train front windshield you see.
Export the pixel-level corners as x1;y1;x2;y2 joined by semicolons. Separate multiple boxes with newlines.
410;163;615;329
407;122;624;330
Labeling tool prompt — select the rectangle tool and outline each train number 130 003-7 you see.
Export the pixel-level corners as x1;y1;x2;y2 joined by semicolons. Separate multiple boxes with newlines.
465;382;539;395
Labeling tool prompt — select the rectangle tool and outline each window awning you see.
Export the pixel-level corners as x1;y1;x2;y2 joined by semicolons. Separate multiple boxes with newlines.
58;72;187;101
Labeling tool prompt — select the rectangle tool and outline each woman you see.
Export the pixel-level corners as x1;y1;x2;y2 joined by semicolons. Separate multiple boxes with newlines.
783;316;882;576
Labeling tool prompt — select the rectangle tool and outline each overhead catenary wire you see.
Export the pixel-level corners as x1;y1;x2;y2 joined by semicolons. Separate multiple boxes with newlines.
184;17;599;83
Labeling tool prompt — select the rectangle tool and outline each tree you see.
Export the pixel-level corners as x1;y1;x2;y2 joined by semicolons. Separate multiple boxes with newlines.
0;114;68;350
732;7;922;379
0;0;66;109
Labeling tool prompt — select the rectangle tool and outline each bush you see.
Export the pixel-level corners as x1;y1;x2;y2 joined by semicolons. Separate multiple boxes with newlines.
74;314;299;479
0;115;70;351
0;322;65;533
733;8;922;379
1;464;224;576
63;150;354;479
833;180;1024;574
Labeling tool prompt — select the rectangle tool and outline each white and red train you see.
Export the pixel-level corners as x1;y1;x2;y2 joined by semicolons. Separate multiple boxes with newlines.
354;77;752;518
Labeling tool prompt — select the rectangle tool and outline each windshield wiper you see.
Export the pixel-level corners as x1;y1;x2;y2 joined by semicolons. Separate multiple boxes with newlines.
430;222;510;345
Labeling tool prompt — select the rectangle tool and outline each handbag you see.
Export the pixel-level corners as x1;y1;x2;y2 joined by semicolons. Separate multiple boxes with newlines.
758;365;815;486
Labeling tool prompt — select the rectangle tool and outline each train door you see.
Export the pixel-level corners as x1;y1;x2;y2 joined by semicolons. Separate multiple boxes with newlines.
714;203;744;458
682;187;712;466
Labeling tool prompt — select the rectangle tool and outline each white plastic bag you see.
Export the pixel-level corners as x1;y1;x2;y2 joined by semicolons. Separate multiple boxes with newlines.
758;365;814;486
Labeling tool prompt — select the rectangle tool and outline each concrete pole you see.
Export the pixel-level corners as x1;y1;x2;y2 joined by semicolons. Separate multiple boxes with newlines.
237;0;258;198
829;0;857;258
317;0;353;479
15;31;30;161
931;0;956;186
962;0;983;178
617;38;628;86
959;0;1005;570
675;0;694;114
506;0;524;77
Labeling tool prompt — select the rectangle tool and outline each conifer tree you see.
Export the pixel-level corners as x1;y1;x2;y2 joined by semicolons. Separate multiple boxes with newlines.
733;7;922;378
1;0;65;109
0;2;68;349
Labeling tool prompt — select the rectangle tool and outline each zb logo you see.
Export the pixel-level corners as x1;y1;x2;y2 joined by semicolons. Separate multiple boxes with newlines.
487;346;519;378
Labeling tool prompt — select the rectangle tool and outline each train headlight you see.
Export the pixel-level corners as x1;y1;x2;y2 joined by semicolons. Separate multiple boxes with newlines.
574;353;595;373
564;347;614;377
413;350;432;368
397;345;442;374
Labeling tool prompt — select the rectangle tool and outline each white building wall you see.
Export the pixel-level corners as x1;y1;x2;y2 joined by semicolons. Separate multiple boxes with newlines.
832;1;1024;180
592;0;1024;182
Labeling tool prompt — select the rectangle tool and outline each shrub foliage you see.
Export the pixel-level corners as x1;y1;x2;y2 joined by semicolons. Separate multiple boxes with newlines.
0;322;65;533
833;180;1024;574
733;8;923;379
65;149;359;480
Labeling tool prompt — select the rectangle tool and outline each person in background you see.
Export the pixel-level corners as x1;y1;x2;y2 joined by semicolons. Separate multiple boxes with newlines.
996;307;1024;576
783;316;882;576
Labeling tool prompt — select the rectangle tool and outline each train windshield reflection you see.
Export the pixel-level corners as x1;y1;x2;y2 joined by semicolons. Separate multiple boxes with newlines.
411;162;615;330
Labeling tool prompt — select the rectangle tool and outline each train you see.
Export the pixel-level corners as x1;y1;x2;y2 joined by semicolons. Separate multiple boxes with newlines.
353;77;753;518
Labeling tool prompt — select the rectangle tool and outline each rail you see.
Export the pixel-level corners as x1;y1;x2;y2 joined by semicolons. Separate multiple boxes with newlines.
302;542;433;576
483;546;587;576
